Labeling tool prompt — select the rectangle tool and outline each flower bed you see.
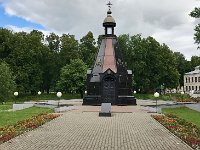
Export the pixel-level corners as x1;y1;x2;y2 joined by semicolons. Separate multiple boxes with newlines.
152;114;200;149
0;113;61;144
176;100;193;102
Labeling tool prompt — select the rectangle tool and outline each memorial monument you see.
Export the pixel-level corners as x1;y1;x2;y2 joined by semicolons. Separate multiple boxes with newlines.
83;2;136;105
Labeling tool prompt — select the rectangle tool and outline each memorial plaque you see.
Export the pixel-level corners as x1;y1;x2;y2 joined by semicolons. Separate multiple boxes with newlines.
99;103;111;117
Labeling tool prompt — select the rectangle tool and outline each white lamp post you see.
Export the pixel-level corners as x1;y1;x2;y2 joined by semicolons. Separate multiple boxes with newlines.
38;91;41;95
38;91;41;101
14;92;18;103
154;92;159;113
85;91;87;94
56;92;62;108
133;91;136;94
14;92;18;96
181;91;184;101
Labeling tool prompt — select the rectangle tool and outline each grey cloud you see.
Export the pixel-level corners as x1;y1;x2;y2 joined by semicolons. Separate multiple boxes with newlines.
1;0;199;59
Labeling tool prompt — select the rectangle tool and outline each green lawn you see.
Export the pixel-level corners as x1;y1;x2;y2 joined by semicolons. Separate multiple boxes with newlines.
134;93;190;101
0;103;13;111
0;107;53;127
162;107;200;128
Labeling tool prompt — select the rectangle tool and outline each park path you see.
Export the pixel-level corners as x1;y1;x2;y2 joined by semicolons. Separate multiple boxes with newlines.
0;105;192;150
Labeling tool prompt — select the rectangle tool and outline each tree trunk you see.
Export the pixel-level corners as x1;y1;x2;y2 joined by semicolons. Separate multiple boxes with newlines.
46;88;50;94
80;91;83;98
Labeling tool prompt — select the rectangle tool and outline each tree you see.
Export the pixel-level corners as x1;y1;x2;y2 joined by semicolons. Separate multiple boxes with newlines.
7;30;44;94
46;33;60;53
43;33;61;93
57;59;87;98
0;28;13;60
79;31;98;67
190;7;200;48
118;34;180;93
0;62;16;103
191;56;200;67
174;52;188;86
60;34;79;66
117;34;131;66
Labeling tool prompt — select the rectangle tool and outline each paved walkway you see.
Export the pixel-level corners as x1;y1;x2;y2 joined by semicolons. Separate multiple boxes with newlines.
186;103;200;112
0;104;192;150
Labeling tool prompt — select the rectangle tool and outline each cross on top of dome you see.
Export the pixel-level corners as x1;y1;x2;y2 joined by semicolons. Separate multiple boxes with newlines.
107;1;112;10
103;1;116;35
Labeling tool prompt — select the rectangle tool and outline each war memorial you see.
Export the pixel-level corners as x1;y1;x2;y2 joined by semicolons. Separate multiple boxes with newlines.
83;3;136;106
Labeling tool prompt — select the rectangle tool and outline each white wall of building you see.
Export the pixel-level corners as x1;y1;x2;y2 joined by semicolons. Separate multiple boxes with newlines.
184;66;200;94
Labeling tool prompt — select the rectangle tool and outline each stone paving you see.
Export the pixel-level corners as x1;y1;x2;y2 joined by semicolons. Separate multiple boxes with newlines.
186;103;200;112
0;104;192;150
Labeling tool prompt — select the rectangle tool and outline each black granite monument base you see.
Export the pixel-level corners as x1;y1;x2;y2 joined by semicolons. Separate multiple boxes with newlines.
83;96;137;106
99;112;111;117
117;96;137;105
83;95;101;105
99;103;111;117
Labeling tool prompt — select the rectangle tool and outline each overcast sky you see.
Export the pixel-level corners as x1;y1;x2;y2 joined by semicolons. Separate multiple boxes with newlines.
0;0;200;60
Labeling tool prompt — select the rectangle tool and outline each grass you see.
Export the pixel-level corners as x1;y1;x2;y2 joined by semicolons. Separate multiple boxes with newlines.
162;107;200;128
0;103;13;111
0;107;53;127
134;93;190;101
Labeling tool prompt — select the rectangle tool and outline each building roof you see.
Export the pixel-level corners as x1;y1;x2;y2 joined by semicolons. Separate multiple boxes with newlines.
103;14;115;24
103;9;116;25
185;66;200;75
89;37;117;82
102;38;116;73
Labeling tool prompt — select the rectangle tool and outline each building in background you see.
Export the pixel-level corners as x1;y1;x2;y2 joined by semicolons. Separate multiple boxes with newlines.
184;66;200;94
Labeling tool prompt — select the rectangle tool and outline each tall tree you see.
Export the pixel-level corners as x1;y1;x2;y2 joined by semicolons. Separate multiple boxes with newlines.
7;30;44;94
190;7;200;48
57;59;87;98
79;31;98;67
118;34;179;93
191;56;200;69
43;33;61;93
0;62;16;103
60;34;79;66
174;52;188;86
46;33;60;53
0;28;13;60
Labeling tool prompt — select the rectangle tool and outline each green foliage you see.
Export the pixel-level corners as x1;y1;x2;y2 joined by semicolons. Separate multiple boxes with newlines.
79;31;98;67
0;62;16;103
0;103;12;111
118;34;179;93
190;7;200;18
6;30;44;93
57;59;87;97
46;33;60;52
174;52;187;86
0;28;94;95
0;28;13;59
0;27;199;95
190;7;200;48
60;34;79;66
0;107;53;127
162;107;200;128
43;33;61;93
191;56;200;69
